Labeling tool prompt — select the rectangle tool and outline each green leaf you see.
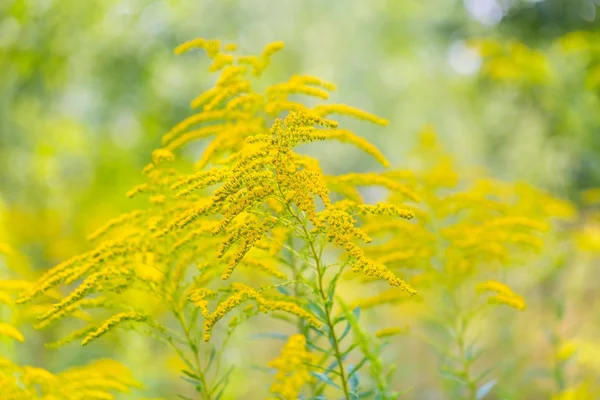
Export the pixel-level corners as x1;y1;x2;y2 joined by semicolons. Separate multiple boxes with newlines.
180;376;200;386
308;301;327;321
348;364;360;391
212;366;235;398
181;369;202;381
339;321;352;342
342;342;359;358
348;357;369;378
310;372;341;389
476;379;497;399
276;286;290;295
206;347;217;369
306;341;331;354
328;270;343;305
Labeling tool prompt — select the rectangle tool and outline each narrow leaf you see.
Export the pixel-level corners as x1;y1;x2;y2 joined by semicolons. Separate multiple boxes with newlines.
476;379;497;399
310;372;341;389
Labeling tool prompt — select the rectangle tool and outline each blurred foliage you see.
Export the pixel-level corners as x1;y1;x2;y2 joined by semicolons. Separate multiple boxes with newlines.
1;0;600;399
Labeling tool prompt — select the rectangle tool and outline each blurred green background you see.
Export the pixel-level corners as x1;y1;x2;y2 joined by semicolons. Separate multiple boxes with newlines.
1;0;600;397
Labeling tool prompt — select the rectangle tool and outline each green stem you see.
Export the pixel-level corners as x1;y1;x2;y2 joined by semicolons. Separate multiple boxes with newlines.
175;308;212;400
288;236;312;339
304;226;351;400
449;287;476;400
279;188;350;399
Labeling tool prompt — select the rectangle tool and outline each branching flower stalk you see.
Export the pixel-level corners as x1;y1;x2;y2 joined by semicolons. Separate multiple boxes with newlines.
14;37;419;399
2;32;589;400
294;206;352;399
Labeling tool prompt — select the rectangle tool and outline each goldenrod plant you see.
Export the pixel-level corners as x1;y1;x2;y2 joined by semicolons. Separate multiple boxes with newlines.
3;36;597;399
13;38;418;399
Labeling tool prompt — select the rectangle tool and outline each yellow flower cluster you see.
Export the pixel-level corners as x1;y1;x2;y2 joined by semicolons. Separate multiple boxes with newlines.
476;280;526;311
201;283;320;342
0;357;140;399
267;334;315;400
316;205;417;295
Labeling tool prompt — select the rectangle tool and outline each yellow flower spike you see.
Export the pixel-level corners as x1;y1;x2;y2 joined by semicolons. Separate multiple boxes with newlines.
149;195;166;205
34;297;109;329
204;40;221;58
262;41;285;57
126;183;151;198
188;288;217;318
81;312;149;346
0;323;25;342
174;38;207;55
325;129;390;167
208;53;234;72
16;253;88;304
329;173;421;202
174;38;220;58
172;168;228;198
239;258;287;280
161;109;236;146
151;148;175;165
267;82;331;100
203;286;258;342
290;74;337;91
477;280;526;310
165;125;225;151
87;210;144;242
357;203;415;219
313;104;388;126
172;223;219;251
208;82;252;111
220;216;279;279
265;100;308;116
217;65;249;86
475;280;514;297
352;259;417;295
37;267;130;322
189;87;219;109
375;326;410;339
238;55;265;76
487;293;526;311
257;298;320;328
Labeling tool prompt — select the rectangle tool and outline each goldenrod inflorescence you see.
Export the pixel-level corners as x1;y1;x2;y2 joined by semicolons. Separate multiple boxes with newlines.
3;35;584;400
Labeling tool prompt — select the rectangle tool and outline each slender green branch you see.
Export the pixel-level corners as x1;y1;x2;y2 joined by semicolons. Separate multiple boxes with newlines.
448;285;476;400
174;307;212;400
302;221;351;400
